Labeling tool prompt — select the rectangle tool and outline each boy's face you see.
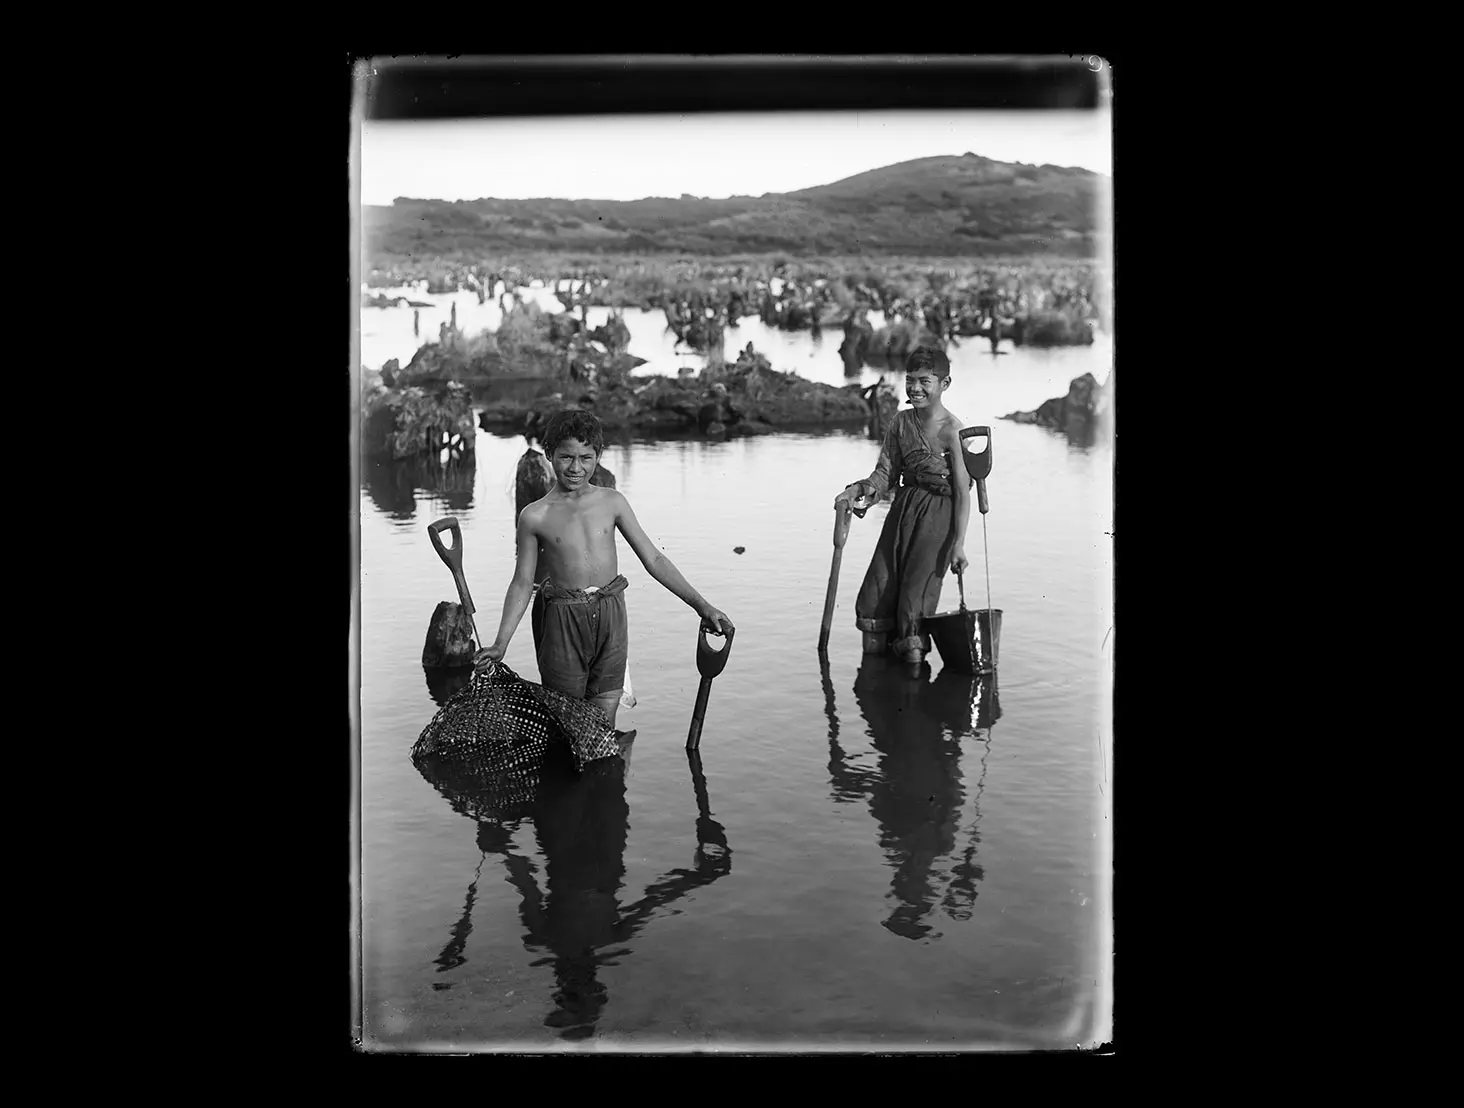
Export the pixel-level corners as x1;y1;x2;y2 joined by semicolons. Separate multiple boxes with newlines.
905;368;949;409
549;437;599;490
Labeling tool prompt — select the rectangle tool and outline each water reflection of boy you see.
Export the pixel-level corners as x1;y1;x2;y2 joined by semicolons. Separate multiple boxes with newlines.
428;746;732;1040
475;409;732;732
822;658;987;941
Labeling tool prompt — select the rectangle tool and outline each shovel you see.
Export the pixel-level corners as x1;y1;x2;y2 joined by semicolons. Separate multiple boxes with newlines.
817;501;853;655
685;623;736;752
928;429;1001;673
427;517;483;651
960;429;994;621
960;425;993;510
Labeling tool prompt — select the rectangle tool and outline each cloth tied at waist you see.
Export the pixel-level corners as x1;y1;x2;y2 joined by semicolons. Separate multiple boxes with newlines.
537;575;630;604
901;471;954;497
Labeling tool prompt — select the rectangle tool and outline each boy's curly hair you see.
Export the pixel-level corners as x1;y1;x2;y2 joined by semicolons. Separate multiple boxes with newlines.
541;408;605;457
904;346;951;378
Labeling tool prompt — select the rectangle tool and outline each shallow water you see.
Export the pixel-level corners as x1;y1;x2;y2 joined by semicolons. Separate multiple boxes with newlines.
356;293;1114;1052
358;281;899;384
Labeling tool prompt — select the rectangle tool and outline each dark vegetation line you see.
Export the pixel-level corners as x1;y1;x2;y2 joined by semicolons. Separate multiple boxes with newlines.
364;153;1107;262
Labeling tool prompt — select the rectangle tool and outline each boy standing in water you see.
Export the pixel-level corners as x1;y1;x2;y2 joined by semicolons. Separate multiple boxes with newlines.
835;346;971;665
475;409;733;731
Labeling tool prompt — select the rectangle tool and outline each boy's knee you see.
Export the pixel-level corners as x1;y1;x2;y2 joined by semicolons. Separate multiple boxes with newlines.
590;690;621;725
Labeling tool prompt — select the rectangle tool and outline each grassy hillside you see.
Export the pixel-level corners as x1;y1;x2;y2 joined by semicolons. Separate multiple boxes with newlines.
363;153;1107;263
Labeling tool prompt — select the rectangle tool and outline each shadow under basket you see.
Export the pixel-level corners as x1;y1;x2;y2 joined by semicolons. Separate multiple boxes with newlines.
927;607;1002;674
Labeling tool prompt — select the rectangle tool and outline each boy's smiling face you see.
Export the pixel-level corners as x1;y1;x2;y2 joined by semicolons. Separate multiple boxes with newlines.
550;436;599;491
905;367;949;409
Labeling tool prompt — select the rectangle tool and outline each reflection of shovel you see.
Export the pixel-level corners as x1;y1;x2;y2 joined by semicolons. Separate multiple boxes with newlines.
685;624;735;752
428;517;482;651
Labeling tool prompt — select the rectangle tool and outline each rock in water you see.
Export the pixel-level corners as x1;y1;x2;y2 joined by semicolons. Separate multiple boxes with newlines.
423;601;477;669
998;372;1105;446
515;448;555;516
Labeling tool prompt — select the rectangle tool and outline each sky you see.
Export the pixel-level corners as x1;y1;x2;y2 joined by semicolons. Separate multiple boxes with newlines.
357;110;1112;207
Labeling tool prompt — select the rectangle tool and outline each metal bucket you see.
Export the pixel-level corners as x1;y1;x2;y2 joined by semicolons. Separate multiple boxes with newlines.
927;607;1002;675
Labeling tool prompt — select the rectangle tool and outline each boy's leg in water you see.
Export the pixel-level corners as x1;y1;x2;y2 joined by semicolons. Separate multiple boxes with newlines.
585;591;630;733
591;691;620;732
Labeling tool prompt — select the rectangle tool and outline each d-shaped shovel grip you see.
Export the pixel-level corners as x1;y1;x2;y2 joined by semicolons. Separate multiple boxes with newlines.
427;517;476;616
696;623;735;679
960;426;993;514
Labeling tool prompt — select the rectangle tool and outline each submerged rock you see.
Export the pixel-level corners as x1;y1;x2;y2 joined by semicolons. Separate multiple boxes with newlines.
363;378;477;461
423;600;477;669
839;312;874;375
477;342;863;438
1019;311;1095;348
999;372;1110;445
515;447;555;517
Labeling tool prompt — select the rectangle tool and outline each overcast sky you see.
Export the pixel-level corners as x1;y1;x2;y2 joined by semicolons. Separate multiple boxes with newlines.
358;110;1112;206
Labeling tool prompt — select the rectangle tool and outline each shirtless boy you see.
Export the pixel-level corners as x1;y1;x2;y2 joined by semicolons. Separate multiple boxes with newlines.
474;409;734;731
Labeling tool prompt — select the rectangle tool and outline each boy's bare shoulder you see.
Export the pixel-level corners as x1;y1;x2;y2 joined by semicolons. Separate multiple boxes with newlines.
518;498;552;529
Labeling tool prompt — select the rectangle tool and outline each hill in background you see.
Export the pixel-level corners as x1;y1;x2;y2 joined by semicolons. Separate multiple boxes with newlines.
363;153;1108;261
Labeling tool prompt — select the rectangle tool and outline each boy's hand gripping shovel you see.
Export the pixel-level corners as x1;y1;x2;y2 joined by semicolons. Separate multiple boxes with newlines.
686;623;736;752
427;517;483;652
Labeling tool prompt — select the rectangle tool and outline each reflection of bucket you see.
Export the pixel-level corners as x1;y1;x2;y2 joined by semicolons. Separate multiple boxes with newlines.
928;608;1003;674
973;671;1002;730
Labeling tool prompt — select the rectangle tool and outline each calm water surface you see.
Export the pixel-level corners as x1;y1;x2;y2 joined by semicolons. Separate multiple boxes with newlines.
356;287;1114;1051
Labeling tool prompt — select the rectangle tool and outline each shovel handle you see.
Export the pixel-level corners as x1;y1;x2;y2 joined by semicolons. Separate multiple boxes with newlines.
428;517;464;566
960;426;994;487
427;517;476;617
687;677;713;751
832;500;852;550
818;504;851;654
696;623;735;678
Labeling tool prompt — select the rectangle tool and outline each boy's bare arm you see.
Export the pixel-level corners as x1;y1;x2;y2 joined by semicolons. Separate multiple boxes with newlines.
613;492;734;634
476;510;541;667
836;419;897;507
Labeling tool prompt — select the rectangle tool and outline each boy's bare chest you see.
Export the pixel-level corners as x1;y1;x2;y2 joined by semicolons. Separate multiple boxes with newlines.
906;412;951;448
539;503;616;552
